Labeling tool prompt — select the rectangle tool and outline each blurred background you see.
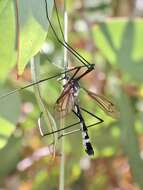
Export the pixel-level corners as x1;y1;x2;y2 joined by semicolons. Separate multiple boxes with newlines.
0;0;143;189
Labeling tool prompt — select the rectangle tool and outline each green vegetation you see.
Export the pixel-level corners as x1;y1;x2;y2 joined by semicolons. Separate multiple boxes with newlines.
0;0;143;189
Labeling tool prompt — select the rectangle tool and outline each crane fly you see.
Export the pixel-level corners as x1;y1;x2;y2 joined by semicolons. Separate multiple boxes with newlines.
38;66;119;156
0;0;119;156
0;62;118;156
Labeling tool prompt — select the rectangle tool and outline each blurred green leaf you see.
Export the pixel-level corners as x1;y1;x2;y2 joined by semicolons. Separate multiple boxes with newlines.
0;0;54;78
117;20;143;81
89;172;108;190
94;19;143;63
0;88;21;148
93;19;143;81
18;0;53;75
93;124;119;157
0;0;9;14
0;117;15;149
32;169;59;190
0;135;22;183
118;90;143;189
0;0;17;81
85;2;111;12
0;89;21;124
32;170;48;190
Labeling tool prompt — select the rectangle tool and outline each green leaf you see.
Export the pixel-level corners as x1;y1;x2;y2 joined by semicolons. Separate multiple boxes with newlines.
0;88;21;148
0;135;22;182
117;20;143;81
0;117;15;149
0;89;21;124
18;0;53;75
0;0;9;14
93;19;143;81
0;0;17;81
118;91;143;189
0;0;53;79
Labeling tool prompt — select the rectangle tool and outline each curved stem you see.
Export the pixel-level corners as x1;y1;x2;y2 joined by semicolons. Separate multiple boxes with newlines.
30;55;58;153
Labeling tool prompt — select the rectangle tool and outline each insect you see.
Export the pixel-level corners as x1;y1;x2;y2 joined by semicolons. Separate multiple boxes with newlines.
0;0;119;156
37;66;119;156
37;0;119;156
0;60;118;157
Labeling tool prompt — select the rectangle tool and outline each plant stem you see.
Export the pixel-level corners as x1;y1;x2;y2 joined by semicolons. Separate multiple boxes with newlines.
59;1;68;190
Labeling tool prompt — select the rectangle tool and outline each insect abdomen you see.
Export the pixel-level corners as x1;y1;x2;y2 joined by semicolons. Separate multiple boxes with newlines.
82;131;94;156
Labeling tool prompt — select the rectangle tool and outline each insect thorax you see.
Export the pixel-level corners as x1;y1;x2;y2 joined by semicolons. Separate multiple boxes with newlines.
71;79;80;97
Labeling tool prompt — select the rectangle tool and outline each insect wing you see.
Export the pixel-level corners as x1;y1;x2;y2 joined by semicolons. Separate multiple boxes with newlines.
85;89;120;119
55;83;75;118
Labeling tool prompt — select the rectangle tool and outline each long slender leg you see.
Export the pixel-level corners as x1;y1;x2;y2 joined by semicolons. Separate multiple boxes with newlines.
46;119;103;157
59;66;81;87
57;105;104;139
38;105;102;138
58;65;82;83
57;120;103;140
38;106;103;138
75;66;95;82
68;66;81;82
56;66;81;104
41;106;104;155
58;128;81;139
38;112;81;136
72;105;104;126
44;0;90;68
79;106;104;124
0;66;86;100
53;0;93;68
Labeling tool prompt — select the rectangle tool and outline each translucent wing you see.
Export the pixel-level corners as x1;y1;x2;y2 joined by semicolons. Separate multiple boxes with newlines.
84;89;120;119
55;83;76;117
